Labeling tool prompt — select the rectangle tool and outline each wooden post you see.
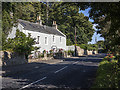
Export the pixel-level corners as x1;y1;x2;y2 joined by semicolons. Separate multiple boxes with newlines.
75;26;77;56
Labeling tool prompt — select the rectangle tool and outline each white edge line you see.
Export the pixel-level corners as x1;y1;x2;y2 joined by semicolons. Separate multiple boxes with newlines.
54;66;68;74
19;77;47;90
73;61;79;64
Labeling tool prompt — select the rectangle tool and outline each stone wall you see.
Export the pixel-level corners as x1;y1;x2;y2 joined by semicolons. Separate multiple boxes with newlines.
76;46;98;56
76;46;84;56
87;50;98;55
87;50;93;55
66;45;75;51
0;51;28;66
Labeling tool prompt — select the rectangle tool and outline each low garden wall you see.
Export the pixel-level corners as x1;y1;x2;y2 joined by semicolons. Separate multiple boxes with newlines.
76;46;84;56
0;51;28;66
87;50;98;55
28;57;54;63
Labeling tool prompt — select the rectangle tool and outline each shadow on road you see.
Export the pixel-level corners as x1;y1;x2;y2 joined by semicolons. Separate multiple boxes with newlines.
63;55;103;63
2;56;102;89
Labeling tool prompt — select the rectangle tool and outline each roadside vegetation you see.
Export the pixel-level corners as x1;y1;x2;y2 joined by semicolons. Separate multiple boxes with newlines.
92;53;120;89
79;44;98;51
4;30;38;59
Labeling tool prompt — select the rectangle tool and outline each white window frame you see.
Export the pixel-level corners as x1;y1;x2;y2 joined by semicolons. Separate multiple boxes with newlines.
60;37;62;43
37;36;40;44
45;37;48;45
53;35;55;43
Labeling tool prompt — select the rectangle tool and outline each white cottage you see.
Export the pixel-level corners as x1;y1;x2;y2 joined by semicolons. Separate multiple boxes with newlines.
8;17;66;55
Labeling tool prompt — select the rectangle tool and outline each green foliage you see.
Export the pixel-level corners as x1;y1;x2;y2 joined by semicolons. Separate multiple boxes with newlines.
79;44;87;50
49;49;53;57
6;30;38;56
43;50;46;53
80;44;98;50
104;53;116;61
88;44;98;51
92;59;120;89
48;2;94;45
2;2;94;47
2;2;95;60
67;50;74;56
38;53;44;58
78;2;120;60
2;2;47;47
2;10;13;35
66;39;73;46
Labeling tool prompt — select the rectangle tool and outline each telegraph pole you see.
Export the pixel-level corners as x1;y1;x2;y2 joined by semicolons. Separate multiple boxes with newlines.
75;26;77;56
95;36;97;44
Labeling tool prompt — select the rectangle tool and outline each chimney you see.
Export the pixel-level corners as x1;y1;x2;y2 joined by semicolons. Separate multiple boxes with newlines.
52;21;57;29
37;15;42;26
10;12;13;19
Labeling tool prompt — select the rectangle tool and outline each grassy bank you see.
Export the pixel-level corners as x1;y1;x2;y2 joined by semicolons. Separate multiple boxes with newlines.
91;59;120;89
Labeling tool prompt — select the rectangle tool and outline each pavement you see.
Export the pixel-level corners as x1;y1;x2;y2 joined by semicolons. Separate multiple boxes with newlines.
2;54;105;90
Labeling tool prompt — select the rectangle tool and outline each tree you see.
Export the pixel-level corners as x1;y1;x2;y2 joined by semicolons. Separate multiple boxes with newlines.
2;2;94;48
6;29;38;59
76;2;120;61
2;2;46;50
48;2;94;45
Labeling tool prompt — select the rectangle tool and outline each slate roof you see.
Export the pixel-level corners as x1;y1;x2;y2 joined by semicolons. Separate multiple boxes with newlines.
18;19;65;37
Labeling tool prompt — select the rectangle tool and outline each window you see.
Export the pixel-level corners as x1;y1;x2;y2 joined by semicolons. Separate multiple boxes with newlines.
36;36;40;44
53;36;54;42
45;37;47;44
60;37;62;43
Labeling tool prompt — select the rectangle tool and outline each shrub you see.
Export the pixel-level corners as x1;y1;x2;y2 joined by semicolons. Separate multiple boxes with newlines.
67;50;74;56
38;53;44;58
92;59;120;89
104;53;115;61
43;50;46;53
6;30;39;58
80;44;87;50
80;44;98;51
49;50;53;57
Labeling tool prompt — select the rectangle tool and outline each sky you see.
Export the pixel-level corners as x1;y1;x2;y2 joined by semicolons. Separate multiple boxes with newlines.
79;8;104;44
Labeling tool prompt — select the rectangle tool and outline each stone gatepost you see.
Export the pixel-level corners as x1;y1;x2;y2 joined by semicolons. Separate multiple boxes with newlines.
44;52;47;60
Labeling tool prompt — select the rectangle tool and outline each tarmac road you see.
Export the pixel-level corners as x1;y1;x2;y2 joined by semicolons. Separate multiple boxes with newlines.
2;54;105;90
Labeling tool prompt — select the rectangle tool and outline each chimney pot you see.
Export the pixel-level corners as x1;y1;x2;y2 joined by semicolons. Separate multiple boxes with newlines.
37;15;42;26
52;21;57;29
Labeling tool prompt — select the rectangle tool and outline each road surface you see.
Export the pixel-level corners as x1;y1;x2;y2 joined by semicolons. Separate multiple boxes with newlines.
2;54;105;90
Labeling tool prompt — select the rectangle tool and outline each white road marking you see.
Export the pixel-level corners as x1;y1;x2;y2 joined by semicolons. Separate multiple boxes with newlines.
73;61;79;64
19;77;47;90
86;62;92;63
54;66;68;74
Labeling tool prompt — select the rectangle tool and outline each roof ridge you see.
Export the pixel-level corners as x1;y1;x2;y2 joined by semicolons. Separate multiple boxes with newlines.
18;19;37;25
18;19;65;37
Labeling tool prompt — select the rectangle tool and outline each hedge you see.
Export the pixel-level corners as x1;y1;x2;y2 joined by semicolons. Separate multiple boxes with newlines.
91;59;120;89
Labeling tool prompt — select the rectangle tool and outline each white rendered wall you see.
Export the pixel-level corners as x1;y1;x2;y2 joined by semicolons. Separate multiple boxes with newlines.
7;23;66;53
22;29;66;53
7;23;24;39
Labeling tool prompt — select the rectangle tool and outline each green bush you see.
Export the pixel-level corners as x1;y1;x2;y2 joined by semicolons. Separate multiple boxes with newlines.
79;44;98;51
67;50;74;56
91;59;120;89
38;54;44;58
6;30;39;58
80;44;87;50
